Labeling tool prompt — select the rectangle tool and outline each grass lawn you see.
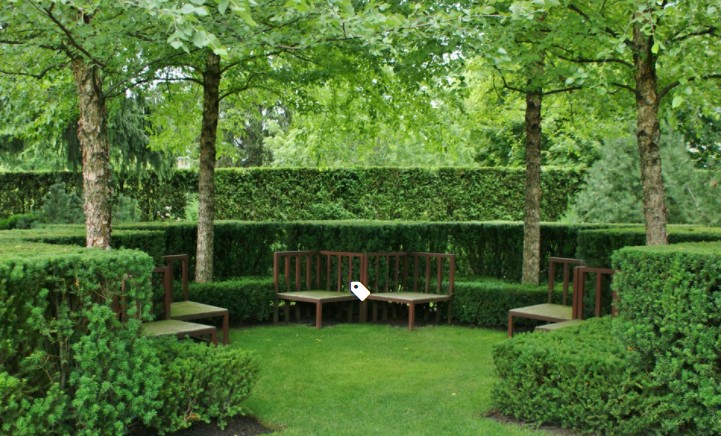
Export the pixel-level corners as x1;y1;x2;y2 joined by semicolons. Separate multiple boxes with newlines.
230;324;550;436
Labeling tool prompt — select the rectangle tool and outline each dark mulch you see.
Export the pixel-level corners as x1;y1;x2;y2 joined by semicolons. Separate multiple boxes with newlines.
130;416;272;436
484;410;578;436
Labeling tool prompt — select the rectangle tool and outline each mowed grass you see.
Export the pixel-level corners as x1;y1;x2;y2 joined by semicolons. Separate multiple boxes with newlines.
230;324;548;436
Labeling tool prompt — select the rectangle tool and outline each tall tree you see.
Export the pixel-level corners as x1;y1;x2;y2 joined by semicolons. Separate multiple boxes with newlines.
473;3;581;284
0;1;172;247
554;0;721;245
147;1;421;281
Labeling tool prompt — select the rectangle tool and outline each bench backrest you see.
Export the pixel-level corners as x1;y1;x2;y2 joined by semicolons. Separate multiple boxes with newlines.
274;250;367;293
366;252;455;296
273;251;455;296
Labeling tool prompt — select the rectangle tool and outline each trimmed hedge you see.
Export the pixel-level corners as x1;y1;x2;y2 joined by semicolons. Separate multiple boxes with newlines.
576;225;721;268
119;220;588;282
612;243;721;434
188;277;275;325
453;279;549;328
0;167;584;222
149;338;260;433
0;242;159;434
492;317;641;433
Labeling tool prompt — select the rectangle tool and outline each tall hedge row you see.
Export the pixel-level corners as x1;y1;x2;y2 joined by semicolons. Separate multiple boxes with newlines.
120;220;589;282
0;167;584;221
577;225;721;268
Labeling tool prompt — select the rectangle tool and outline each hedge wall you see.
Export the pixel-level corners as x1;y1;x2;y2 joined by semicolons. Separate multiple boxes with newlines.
119;220;588;282
611;242;721;434
493;241;721;434
0;167;584;221
576;225;721;268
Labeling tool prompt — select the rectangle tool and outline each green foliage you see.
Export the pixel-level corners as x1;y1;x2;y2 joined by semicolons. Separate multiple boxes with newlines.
492;317;642;434
568;133;721;226
213;167;584;222
452;278;548;328
612;243;721;434
71;307;161;435
149;339;260;433
576;225;721;269
0;213;38;230
112;194;141;223
39;182;84;224
0;167;584;222
0;241;157;433
120;220;585;282
0;372;68;436
188;278;275;324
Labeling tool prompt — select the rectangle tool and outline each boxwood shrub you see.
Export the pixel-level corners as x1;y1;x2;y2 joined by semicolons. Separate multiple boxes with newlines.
452;278;548;328
148;338;260;433
0;242;160;434
492;317;642;434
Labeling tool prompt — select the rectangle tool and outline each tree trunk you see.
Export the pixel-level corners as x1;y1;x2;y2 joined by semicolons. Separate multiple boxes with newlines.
71;57;112;248
633;17;668;245
522;91;542;285
195;52;221;282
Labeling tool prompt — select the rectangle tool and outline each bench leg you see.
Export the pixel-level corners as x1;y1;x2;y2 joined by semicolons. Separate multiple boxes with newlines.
210;329;218;346
508;313;514;338
273;298;279;323
315;302;323;328
360;301;368;323
447;302;453;324
408;303;416;331
222;313;229;345
284;301;290;323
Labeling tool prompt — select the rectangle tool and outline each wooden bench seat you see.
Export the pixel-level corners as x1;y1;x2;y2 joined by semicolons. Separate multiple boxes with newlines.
273;251;365;328
365;252;455;331
163;254;229;345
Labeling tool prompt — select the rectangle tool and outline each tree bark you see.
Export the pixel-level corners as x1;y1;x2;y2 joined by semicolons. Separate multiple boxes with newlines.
195;52;221;282
71;57;112;248
522;91;542;285
633;17;668;245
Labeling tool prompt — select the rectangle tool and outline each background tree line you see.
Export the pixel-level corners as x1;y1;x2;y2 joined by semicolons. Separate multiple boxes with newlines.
2;0;720;283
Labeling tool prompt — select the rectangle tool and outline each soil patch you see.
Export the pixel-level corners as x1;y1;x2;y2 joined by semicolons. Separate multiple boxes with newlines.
484;410;577;436
131;415;272;435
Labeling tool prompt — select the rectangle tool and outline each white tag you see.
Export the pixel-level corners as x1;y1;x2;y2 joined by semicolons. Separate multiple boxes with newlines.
350;281;371;301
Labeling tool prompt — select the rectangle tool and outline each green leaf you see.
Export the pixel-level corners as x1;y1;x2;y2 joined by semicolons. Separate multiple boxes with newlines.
672;95;683;108
218;0;230;14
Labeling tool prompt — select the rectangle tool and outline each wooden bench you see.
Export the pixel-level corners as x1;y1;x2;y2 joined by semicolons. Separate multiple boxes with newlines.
508;257;584;337
272;250;455;330
114;268;218;345
273;250;365;328
163;254;229;345
365;252;455;331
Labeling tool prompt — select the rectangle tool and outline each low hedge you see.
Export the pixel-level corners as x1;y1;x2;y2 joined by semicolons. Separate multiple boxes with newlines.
119;220;589;282
452;278;549;329
492;317;642;434
188;277;275;325
612;242;721;434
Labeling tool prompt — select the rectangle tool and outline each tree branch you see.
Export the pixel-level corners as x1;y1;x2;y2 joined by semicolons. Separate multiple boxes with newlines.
566;3;620;39
659;73;721;100
670;26;718;43
35;1;107;68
